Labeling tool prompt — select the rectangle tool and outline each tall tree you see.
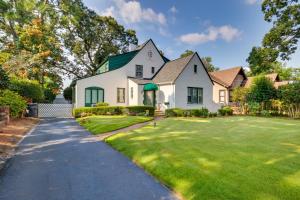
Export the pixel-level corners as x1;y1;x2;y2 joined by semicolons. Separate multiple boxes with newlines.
262;0;300;61
59;0;138;77
202;57;219;72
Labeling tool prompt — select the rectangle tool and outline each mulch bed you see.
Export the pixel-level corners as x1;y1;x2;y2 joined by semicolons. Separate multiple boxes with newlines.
0;118;39;165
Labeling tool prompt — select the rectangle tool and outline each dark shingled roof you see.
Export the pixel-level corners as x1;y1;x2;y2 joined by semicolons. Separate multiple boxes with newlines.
153;54;194;84
210;67;245;87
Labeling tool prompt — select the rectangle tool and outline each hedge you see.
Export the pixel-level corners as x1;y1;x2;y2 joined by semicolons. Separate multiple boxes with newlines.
73;105;155;118
0;90;27;117
165;108;212;118
218;106;233;116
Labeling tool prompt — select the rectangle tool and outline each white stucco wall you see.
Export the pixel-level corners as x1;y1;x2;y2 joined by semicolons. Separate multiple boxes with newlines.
75;40;165;108
157;84;175;110
128;79;139;106
212;82;228;104
174;54;220;112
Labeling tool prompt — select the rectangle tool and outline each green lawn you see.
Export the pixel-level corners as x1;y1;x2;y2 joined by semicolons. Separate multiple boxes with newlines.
77;115;153;134
106;116;300;200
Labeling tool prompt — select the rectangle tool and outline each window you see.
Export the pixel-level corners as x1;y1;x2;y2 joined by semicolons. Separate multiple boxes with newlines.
187;87;203;104
117;88;125;103
85;87;104;107
148;50;153;58
219;90;225;103
194;65;197;73
151;67;155;74
136;65;143;78
130;87;133;99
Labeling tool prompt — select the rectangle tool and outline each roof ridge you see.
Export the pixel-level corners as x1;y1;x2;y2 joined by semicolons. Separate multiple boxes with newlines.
166;53;195;63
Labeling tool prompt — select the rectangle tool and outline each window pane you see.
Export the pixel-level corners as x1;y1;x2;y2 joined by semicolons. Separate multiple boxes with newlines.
85;89;91;103
198;88;203;104
91;90;98;104
117;88;125;103
98;90;104;102
136;65;143;78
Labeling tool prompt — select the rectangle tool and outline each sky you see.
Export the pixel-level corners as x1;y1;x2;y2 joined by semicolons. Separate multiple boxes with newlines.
63;0;300;87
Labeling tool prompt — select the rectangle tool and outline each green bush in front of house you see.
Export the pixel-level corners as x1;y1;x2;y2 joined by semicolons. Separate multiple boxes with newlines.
73;105;155;118
218;106;233;116
95;102;109;107
0;90;27;117
124;106;154;116
166;108;210;118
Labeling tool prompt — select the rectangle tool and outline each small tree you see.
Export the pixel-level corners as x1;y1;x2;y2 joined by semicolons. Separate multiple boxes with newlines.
232;87;249;114
247;76;277;110
0;65;10;90
278;82;300;118
63;86;73;103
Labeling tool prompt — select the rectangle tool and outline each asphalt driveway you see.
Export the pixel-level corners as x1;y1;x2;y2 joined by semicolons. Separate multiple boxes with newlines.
0;118;177;200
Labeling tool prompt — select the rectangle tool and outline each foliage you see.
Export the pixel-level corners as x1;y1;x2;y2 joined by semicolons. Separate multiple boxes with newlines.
248;102;261;115
0;65;9;89
63;86;73;103
232;87;249;114
77;115;152;135
73;106;125;118
43;88;56;103
59;0;138;77
262;0;300;61
218;106;233;116
0;90;27;117
202;57;219;72
9;78;44;102
180;50;194;58
246;47;278;75
247;76;277;107
166;108;210;118
95;102;109;107
272;62;293;80
125;106;154;116
278;82;300;118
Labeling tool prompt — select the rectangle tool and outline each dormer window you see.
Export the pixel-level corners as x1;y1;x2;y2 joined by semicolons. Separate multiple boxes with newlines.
148;50;153;58
194;65;197;73
151;67;155;74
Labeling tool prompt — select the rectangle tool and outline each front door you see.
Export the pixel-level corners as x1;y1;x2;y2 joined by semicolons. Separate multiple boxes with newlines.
144;90;155;107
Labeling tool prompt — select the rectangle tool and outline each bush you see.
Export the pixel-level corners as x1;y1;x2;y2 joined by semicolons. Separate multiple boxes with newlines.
260;110;271;117
248;102;260;115
0;90;27;117
63;86;73;103
73;105;155;118
9;79;44;103
165;108;184;117
73;106;125;118
125;106;154;116
44;88;56;103
218;106;233;116
166;108;209;117
209;112;218;117
96;102;109;107
0;65;9;90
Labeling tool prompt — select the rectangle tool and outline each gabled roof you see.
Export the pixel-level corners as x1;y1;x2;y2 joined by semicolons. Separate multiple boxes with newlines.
244;73;280;88
210;67;246;88
152;54;194;84
152;53;214;85
128;77;153;85
104;50;139;71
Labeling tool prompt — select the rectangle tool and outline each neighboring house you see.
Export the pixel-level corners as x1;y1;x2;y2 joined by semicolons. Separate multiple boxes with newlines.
210;67;247;104
245;73;290;89
75;39;220;112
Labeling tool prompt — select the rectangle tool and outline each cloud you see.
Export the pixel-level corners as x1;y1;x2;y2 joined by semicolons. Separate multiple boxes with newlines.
245;0;260;5
101;6;115;17
169;6;178;14
101;0;166;26
179;25;241;45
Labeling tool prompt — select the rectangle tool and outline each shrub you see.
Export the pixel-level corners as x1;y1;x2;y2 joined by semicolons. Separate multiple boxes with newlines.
191;108;209;117
9;79;44;103
96;102;109;107
218;106;233;116
0;65;9;90
209;112;218;117
44;88;56;103
260;110;271;117
278;82;300;118
73;106;125;118
248;102;260;115
125;106;154;116
0;90;27;117
165;108;184;117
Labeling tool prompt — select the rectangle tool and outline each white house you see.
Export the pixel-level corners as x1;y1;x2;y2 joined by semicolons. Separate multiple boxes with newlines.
75;39;220;112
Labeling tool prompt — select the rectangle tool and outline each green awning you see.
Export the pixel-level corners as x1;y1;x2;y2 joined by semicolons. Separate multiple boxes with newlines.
144;83;158;91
